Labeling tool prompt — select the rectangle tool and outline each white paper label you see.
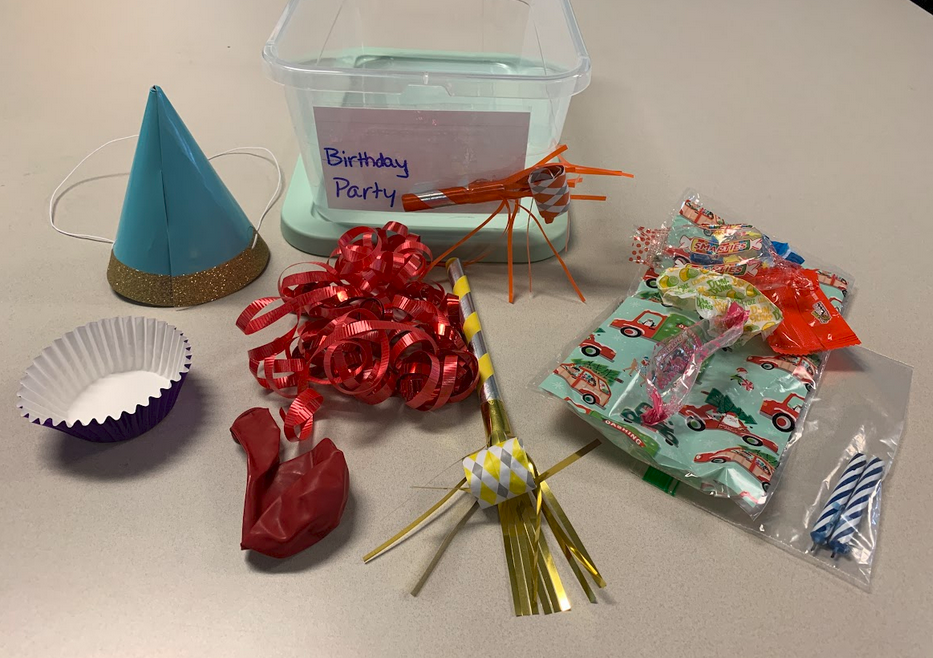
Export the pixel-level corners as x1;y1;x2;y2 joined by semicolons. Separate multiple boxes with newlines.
312;107;531;212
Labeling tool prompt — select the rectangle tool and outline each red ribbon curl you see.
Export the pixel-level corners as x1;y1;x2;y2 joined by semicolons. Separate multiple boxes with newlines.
236;222;479;442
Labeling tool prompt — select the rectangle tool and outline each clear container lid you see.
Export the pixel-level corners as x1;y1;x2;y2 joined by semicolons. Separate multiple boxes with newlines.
263;0;591;99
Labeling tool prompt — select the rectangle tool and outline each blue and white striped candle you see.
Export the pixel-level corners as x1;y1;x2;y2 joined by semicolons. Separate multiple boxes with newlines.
829;456;886;557
809;453;868;549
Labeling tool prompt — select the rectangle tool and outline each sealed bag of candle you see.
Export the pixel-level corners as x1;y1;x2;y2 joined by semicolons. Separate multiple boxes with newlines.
541;191;854;516
658;346;911;588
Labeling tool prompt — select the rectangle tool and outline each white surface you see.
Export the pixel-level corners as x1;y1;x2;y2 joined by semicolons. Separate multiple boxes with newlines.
67;371;171;423
2;1;933;657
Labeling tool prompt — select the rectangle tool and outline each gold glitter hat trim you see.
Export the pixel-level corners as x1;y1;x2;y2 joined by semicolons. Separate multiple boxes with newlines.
107;233;270;307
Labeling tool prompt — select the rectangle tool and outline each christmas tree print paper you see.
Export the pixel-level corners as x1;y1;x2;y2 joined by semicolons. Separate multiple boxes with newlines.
541;224;847;515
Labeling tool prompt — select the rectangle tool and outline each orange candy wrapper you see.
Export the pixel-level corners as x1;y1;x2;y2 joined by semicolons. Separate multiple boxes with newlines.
745;263;860;355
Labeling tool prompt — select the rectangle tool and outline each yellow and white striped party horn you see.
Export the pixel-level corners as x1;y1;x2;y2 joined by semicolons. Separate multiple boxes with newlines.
448;258;554;615
447;258;604;615
447;257;511;445
363;259;604;616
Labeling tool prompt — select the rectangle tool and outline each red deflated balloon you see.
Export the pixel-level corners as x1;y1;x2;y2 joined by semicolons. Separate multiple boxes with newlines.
230;407;349;558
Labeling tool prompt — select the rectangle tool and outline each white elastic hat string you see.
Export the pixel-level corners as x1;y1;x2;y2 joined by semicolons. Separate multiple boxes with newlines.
208;146;282;248
48;135;138;244
49;137;283;248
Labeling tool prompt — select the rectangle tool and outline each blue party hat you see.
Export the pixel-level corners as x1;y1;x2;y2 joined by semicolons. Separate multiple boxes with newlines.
108;86;269;306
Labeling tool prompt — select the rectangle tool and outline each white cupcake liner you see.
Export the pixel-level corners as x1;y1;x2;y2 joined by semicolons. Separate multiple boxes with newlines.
17;317;192;442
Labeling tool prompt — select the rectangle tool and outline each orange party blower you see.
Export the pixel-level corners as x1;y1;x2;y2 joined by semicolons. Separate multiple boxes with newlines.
403;145;632;303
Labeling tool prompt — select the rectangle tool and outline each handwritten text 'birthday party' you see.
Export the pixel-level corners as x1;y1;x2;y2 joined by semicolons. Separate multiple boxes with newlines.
323;148;409;208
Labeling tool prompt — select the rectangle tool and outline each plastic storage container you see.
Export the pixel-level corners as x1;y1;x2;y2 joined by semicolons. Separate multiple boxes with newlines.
263;0;592;260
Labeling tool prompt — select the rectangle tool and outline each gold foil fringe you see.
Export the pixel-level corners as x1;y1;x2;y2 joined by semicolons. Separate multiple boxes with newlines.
363;438;604;616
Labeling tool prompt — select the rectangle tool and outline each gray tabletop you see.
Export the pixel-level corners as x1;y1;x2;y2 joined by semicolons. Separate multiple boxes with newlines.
3;0;932;656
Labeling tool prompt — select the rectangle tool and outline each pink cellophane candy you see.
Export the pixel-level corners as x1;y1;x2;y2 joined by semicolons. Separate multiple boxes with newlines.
641;303;749;425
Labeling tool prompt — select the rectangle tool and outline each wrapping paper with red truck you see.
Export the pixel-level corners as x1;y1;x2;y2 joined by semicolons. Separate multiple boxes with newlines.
541;210;848;515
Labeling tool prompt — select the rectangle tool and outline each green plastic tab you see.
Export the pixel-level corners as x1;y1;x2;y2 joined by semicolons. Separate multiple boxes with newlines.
642;467;680;496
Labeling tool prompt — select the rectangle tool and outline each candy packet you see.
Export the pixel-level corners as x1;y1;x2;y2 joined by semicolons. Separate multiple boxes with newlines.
541;191;854;516
657;265;782;340
661;222;774;276
638;266;785;425
635;195;859;356
541;286;821;515
745;261;860;355
640;301;748;425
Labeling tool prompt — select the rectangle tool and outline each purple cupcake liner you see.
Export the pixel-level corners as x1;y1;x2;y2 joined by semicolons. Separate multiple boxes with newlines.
30;369;190;442
17;317;192;443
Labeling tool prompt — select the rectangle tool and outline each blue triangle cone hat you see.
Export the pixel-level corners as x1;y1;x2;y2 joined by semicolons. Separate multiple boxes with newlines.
108;86;269;306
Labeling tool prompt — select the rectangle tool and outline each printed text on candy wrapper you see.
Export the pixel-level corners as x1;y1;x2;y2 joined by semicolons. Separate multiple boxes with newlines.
323;147;410;208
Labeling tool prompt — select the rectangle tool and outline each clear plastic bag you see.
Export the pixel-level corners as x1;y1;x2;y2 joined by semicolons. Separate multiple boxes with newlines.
655;346;912;588
539;189;910;586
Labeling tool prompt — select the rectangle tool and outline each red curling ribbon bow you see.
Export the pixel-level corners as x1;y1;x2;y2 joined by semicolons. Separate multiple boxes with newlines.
233;223;478;557
231;407;349;558
236;221;480;444
401;145;633;303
